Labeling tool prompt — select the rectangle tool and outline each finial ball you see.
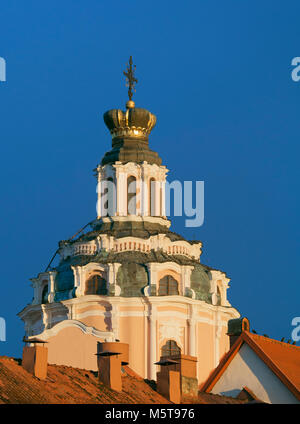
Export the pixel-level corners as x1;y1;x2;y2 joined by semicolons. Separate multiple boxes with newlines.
126;100;135;109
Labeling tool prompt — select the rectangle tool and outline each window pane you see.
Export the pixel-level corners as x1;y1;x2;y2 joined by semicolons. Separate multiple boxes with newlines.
158;275;179;296
85;274;107;295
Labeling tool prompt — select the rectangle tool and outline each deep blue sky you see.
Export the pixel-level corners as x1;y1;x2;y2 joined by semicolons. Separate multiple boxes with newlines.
0;1;299;357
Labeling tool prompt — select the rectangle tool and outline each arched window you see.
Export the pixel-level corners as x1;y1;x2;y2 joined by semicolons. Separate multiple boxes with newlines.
103;177;114;216
216;285;221;306
149;178;156;216
85;274;107;295
41;285;48;304
161;340;181;358
158;275;179;296
127;176;136;215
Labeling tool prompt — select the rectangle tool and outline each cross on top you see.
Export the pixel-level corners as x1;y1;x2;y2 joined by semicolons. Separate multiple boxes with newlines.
123;56;138;101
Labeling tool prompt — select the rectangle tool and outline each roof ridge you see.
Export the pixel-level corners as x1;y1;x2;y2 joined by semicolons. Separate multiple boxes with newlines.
242;332;300;400
245;331;300;350
201;331;300;401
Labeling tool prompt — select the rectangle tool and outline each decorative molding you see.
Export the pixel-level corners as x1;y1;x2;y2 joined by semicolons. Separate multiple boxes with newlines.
159;323;184;349
143;285;151;296
115;285;121;296
27;319;114;341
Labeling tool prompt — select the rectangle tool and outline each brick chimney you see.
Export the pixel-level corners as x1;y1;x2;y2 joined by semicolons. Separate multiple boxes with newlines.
22;338;48;380
170;354;198;398
96;341;129;392
155;359;181;403
156;354;199;402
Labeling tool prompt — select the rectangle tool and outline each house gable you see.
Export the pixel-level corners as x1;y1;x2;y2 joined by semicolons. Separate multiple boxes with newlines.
211;343;299;404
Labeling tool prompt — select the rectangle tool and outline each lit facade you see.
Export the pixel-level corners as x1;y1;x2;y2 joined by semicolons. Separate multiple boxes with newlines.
19;74;240;384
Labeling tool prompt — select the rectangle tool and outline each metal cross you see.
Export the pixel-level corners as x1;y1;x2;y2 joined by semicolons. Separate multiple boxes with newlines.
123;56;138;101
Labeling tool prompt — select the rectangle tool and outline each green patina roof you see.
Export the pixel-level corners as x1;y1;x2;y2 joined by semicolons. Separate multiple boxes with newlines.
101;136;162;166
68;219;189;244
51;220;228;304
52;249;217;303
116;262;148;297
190;264;211;302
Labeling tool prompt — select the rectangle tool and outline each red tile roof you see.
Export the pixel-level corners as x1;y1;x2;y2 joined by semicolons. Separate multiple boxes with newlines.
0;356;244;404
201;331;300;401
0;356;169;404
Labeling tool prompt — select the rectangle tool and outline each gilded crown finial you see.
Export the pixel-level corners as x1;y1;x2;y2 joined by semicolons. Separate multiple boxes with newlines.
123;56;138;108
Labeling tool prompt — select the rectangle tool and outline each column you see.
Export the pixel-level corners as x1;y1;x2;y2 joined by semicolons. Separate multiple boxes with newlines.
117;171;127;216
154;181;160;217
111;304;120;341
148;311;157;381
188;303;196;356
136;174;141;216
96;167;103;219
141;177;148;217
107;263;121;296
188;319;196;356
147;263;158;295
48;271;57;303
214;311;222;367
161;180;166;217
31;279;39;305
107;263;114;287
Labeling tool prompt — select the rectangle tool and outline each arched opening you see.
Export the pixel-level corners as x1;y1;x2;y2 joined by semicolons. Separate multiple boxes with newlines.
41;285;48;304
149;178;156;216
103;177;114;216
160;182;163;217
161;339;181;358
158;275;179;296
216;285;221;306
85;274;107;295
127;176;136;215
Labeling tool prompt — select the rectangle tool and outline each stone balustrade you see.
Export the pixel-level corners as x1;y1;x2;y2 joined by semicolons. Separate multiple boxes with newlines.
60;234;202;261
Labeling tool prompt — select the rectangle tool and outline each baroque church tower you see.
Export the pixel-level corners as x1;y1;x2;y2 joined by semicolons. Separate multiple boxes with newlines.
19;58;239;384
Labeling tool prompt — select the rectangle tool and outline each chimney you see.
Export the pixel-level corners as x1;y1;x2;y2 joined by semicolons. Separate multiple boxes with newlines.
227;317;250;348
96;341;129;392
22;338;48;380
156;353;199;401
155;359;181;403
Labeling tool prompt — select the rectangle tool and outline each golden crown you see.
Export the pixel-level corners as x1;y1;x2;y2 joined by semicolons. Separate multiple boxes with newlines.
103;105;156;139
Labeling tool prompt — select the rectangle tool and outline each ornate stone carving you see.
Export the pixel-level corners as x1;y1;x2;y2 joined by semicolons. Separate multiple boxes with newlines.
159;323;184;346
